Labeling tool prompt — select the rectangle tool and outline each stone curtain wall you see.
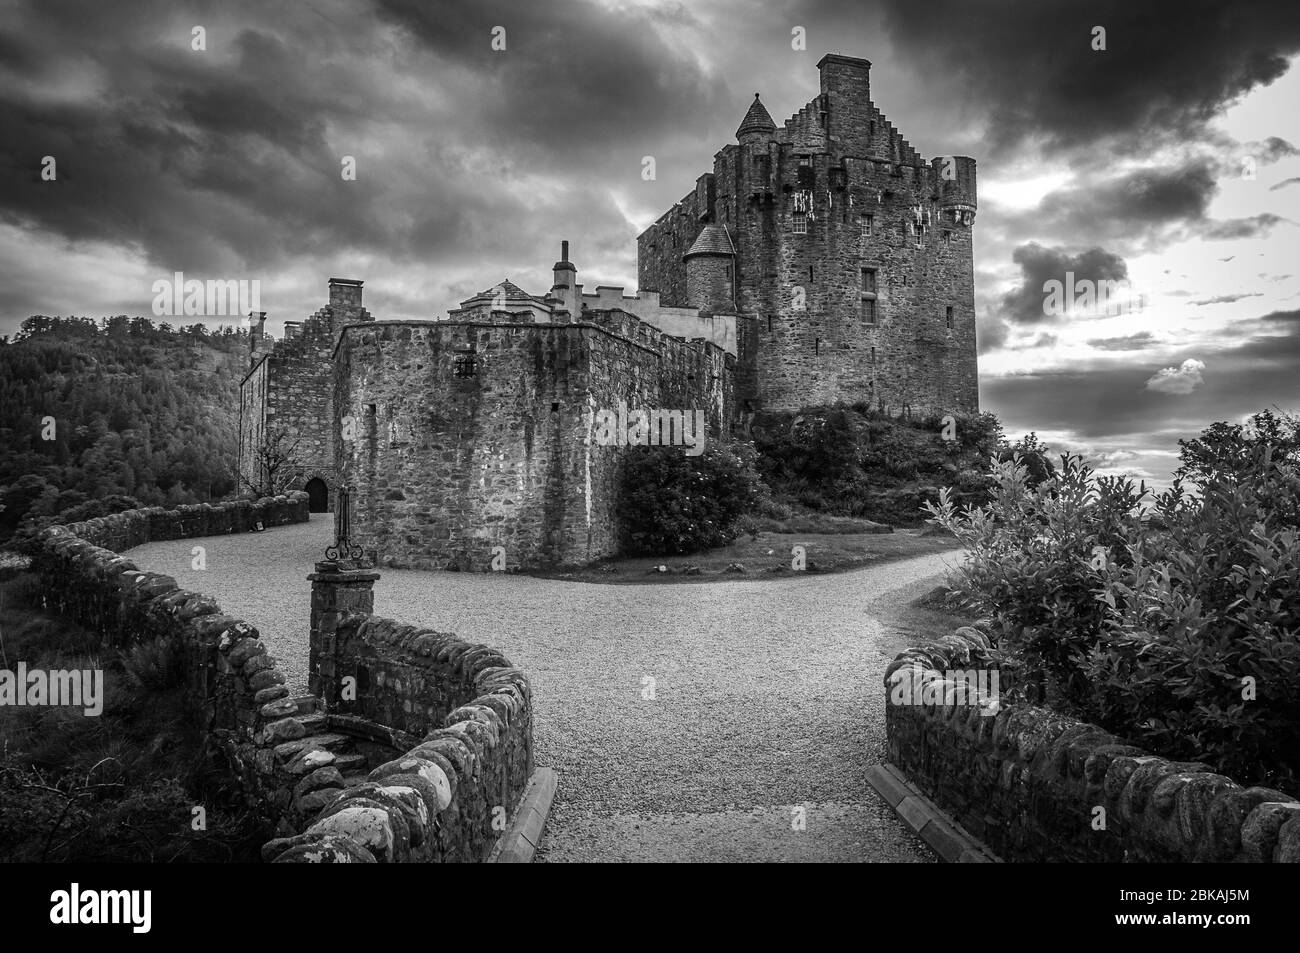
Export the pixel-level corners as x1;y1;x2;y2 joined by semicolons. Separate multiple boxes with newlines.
238;281;375;503
28;496;538;863
334;317;732;570
47;494;308;553
884;627;1300;863
29;495;311;810
262;563;534;862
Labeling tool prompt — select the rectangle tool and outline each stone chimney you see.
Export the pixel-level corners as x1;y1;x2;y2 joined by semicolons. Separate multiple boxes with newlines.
248;311;268;367
550;241;578;315
329;278;364;311
552;241;576;289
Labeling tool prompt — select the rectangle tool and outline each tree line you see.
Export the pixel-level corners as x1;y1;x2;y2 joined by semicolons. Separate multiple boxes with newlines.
0;316;250;545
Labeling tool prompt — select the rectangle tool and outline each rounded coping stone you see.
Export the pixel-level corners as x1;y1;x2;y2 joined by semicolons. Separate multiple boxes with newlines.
369;756;453;812
310;798;410;862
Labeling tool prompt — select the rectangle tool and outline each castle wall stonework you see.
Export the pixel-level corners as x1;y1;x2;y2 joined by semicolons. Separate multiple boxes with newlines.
235;52;979;569
638;54;979;416
334;317;731;570
884;628;1300;863
239;280;373;505
29;499;538;863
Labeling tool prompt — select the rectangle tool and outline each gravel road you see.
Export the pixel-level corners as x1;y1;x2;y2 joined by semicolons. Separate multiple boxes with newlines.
129;516;961;862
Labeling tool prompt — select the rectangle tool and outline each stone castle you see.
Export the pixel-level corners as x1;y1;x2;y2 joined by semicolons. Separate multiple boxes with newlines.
238;53;979;569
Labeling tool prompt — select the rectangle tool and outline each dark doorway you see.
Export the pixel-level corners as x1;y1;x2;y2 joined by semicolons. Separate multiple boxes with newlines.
305;477;329;513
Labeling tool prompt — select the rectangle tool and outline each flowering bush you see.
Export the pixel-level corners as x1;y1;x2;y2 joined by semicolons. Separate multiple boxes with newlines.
925;411;1300;788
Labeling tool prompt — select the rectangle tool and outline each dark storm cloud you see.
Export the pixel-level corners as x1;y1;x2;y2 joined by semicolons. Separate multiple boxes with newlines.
987;309;1300;449
370;0;722;154
0;0;727;325
1047;161;1219;228
876;0;1300;158
991;158;1239;254
1252;136;1300;162
998;243;1130;325
1199;214;1289;239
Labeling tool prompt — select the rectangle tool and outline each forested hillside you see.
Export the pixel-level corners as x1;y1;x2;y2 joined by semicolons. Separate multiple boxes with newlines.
0;316;248;545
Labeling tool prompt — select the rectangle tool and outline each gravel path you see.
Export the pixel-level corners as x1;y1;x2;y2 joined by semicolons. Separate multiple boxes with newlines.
129;517;961;862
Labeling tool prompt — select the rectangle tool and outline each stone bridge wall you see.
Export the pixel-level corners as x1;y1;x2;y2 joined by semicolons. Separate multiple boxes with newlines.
269;563;534;862
27;495;535;862
884;626;1300;863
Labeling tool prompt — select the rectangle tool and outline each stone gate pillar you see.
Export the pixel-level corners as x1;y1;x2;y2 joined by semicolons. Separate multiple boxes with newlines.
308;559;380;704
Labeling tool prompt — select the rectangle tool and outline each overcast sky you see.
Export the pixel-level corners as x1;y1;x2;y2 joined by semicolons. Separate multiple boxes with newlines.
4;0;1300;487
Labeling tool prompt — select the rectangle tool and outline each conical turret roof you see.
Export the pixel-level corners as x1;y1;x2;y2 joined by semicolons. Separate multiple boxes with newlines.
683;224;736;259
736;93;776;138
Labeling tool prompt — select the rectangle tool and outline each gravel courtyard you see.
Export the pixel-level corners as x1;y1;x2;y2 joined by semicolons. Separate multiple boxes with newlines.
129;516;960;862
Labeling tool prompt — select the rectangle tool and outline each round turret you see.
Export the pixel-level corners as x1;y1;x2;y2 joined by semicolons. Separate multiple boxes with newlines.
683;224;735;312
736;93;776;142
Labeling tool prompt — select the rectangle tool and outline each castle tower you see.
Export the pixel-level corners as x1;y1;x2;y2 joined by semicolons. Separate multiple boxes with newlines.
636;52;979;418
683;224;735;313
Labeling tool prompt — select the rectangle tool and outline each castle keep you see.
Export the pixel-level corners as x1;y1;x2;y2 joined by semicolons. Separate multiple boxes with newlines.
238;53;978;569
638;53;979;415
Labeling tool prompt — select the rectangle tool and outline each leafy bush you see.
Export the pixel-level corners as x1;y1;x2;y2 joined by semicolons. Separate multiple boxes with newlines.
121;637;186;695
925;411;1300;788
618;443;764;555
750;405;1004;525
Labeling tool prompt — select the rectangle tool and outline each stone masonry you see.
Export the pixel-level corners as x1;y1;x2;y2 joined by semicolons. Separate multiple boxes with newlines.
638;53;980;416
238;279;374;509
236;52;980;569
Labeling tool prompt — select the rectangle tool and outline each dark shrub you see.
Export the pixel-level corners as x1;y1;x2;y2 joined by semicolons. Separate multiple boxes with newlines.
618;443;764;555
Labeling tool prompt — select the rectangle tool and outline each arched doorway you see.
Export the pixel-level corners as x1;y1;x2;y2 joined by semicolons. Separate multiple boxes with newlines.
305;477;329;513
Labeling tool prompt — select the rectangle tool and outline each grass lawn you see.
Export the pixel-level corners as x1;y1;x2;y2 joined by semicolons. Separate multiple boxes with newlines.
533;519;962;585
0;570;270;862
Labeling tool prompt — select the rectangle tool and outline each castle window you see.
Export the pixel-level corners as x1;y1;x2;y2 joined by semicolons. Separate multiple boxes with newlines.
942;230;952;246
364;403;376;416
862;298;877;325
551;402;560;413
792;210;808;234
453;353;477;378
946;306;955;330
798;155;811;166
871;346;877;363
869;120;876;139
808;265;814;282
862;214;874;237
862;267;878;294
